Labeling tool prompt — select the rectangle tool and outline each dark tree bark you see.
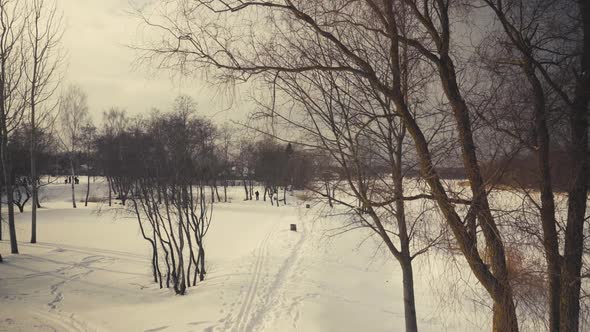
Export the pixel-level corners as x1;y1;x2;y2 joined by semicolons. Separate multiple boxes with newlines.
560;10;590;326
84;174;90;206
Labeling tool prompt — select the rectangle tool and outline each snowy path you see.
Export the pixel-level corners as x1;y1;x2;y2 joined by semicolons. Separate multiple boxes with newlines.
201;205;307;332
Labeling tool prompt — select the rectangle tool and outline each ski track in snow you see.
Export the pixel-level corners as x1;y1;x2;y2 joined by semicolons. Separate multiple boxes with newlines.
246;219;308;332
207;213;311;332
230;223;276;332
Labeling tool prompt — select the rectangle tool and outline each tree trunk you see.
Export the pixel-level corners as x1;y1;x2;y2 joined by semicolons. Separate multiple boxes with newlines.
30;53;38;243
559;91;589;332
85;173;90;206
0;186;2;241
31;149;37;243
518;61;562;331
492;295;519;332
436;53;518;331
1;149;18;253
325;181;333;207
559;2;590;331
6;185;17;254
400;258;418;332
108;177;112;207
70;159;77;208
283;186;286;205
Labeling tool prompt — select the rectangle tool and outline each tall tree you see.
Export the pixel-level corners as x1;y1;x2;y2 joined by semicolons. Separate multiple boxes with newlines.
477;1;590;329
58;84;89;208
0;0;28;255
26;0;63;243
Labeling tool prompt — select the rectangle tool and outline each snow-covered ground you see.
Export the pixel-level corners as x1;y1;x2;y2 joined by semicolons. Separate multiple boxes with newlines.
0;179;488;331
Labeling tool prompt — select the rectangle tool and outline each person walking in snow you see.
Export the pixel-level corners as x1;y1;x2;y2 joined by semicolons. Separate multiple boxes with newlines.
255;191;259;200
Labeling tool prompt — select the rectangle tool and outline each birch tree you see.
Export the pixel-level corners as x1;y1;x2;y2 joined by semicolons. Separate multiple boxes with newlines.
58;84;89;208
0;0;28;255
26;0;63;243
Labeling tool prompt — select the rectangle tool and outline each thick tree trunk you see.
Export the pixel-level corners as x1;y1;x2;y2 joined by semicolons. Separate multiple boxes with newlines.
6;186;17;254
519;62;562;331
400;259;418;332
1;147;18;253
559;95;589;332
436;53;518;331
492;296;519;332
0;187;2;241
559;3;590;330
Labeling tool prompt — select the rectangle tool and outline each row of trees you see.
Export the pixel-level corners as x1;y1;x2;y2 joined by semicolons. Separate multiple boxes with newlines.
2;91;317;253
95;100;315;208
136;0;590;331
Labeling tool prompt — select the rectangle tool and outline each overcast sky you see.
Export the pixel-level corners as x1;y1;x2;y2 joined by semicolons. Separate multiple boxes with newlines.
58;0;247;124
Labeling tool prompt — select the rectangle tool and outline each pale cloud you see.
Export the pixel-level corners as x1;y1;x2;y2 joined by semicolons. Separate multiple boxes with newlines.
57;0;249;124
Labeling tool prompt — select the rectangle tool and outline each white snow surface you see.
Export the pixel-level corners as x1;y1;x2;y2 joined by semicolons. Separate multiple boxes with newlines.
0;179;488;331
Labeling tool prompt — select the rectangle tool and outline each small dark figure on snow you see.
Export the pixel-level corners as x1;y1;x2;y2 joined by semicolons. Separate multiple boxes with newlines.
74;176;79;184
255;191;259;200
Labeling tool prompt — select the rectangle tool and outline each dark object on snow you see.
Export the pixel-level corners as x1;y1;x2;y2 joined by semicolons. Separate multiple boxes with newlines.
74;177;79;184
255;191;259;200
305;204;310;208
290;224;297;232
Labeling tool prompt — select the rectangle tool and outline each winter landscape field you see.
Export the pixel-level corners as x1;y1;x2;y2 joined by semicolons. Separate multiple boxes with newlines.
1;0;589;331
0;179;487;332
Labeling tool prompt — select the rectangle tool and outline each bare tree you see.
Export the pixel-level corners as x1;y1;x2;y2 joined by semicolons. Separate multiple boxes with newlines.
217;123;235;202
58;84;89;208
80;123;95;206
0;0;29;255
101;107;128;207
26;0;63;243
472;1;590;330
118;108;214;294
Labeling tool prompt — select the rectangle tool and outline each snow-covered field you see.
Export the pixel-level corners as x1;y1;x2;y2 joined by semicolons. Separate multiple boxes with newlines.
0;179;487;331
